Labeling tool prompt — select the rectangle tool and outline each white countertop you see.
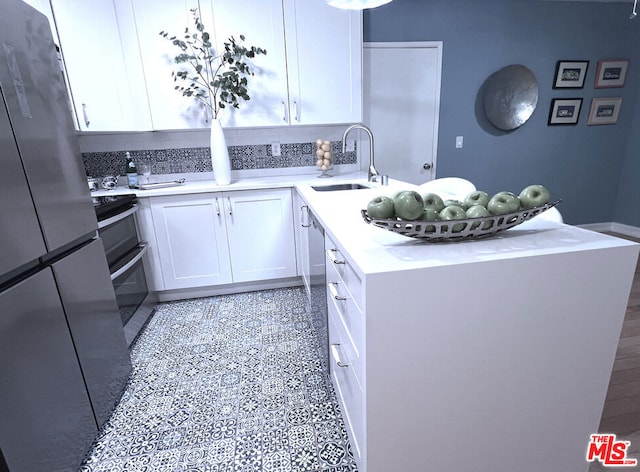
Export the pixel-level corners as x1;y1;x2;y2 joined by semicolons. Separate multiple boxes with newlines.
93;172;638;277
294;180;639;276
91;171;375;198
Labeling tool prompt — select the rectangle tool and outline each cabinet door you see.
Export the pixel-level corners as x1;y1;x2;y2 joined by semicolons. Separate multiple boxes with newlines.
283;0;362;124
51;0;151;131
293;191;310;295
225;189;297;283
206;0;289;127
132;0;213;130
150;194;232;289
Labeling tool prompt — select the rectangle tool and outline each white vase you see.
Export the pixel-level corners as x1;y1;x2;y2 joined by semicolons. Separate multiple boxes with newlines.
210;118;231;185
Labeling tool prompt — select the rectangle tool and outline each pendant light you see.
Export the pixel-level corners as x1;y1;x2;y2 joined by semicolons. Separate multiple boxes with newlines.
631;0;638;19
327;0;392;10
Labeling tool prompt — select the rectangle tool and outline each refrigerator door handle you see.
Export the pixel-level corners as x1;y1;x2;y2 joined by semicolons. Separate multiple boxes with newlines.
110;242;147;281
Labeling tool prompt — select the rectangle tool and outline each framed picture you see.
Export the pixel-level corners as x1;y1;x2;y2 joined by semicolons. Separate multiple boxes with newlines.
594;60;629;88
548;98;583;125
553;61;589;89
587;97;622;125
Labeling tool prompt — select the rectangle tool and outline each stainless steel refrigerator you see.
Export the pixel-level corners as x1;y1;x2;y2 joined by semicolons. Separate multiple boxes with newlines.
0;1;132;470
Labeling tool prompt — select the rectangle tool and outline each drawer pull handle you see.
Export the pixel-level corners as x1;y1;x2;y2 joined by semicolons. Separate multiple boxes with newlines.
329;282;347;301
301;205;311;228
331;343;350;368
215;197;221;216
327;248;345;265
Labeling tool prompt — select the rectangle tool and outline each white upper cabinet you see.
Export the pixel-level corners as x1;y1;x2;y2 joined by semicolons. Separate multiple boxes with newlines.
281;0;362;125
131;0;362;129
130;0;205;130
50;0;152;131
49;0;361;131
204;0;289;127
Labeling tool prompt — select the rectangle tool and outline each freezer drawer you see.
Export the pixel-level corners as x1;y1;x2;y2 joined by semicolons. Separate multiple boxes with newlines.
0;268;97;472
52;238;132;427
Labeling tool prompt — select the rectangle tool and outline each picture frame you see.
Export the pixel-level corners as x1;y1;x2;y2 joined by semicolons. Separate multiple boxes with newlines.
548;98;583;125
594;60;629;88
553;61;589;89
587;97;622;125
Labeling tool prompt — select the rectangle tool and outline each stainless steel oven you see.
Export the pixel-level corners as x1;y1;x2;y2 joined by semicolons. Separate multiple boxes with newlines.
93;194;155;346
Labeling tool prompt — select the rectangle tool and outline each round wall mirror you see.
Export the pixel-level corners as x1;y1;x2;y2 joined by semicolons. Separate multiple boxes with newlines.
483;64;538;131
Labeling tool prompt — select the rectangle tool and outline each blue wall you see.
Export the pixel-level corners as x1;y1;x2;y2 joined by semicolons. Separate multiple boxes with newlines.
364;0;640;225
615;90;640;226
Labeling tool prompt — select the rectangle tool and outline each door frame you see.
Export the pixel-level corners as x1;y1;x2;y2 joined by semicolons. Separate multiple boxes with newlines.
363;41;443;182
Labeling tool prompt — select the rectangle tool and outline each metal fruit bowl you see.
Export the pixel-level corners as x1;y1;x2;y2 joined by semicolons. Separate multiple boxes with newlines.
361;200;561;242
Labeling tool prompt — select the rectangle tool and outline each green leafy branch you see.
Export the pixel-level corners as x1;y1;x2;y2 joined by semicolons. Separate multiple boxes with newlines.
159;8;267;120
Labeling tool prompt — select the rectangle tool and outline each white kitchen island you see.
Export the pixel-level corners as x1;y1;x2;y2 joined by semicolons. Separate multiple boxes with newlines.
296;181;640;472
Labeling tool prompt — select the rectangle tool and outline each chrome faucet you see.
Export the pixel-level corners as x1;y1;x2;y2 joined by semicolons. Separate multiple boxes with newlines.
342;124;380;183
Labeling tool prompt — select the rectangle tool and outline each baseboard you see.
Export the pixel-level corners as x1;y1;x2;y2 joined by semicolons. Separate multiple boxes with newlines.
155;277;304;302
578;221;640;239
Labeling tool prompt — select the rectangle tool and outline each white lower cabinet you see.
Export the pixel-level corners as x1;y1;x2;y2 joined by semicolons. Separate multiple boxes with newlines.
224;188;297;283
150;193;232;289
148;188;296;291
325;233;365;463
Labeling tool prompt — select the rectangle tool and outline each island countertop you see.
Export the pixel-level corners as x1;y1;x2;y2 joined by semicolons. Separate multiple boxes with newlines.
295;180;639;276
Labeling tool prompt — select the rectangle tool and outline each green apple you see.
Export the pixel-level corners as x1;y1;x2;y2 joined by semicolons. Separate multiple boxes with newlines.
463;190;490;209
367;196;395;219
393;190;425;220
488;192;520;215
466;204;492;229
444;199;465;208
422;192;445;212
439;205;467;232
420;208;440;221
518;184;550;209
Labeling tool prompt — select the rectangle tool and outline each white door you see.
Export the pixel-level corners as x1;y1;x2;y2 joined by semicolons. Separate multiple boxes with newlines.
363;42;442;185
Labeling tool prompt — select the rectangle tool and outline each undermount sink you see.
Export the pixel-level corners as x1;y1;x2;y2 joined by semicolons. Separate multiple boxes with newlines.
311;183;370;192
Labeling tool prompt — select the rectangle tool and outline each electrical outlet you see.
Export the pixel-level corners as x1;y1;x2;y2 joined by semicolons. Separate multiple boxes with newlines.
346;139;356;152
456;136;464;149
271;141;281;156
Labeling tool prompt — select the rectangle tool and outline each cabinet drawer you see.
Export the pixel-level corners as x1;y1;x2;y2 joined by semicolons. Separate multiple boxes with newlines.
328;308;364;462
327;280;364;364
325;235;363;310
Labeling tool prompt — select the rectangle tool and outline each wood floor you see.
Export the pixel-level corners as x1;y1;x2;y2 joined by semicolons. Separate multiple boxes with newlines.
598;232;640;435
589;232;640;470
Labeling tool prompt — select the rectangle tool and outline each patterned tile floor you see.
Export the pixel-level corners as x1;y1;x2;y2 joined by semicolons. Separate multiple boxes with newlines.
79;287;357;472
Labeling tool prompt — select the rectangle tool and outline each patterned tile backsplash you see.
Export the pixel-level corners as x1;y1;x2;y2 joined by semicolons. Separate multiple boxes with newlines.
82;141;357;178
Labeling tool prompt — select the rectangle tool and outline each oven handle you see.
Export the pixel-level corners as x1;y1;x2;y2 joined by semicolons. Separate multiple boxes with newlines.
110;242;148;281
98;205;138;230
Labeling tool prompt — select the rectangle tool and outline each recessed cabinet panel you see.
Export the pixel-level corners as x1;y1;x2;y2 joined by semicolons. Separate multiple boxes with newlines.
226;188;297;283
283;0;362;124
51;0;151;131
151;195;232;289
206;0;289;127
148;188;297;291
131;0;204;130
128;0;361;129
